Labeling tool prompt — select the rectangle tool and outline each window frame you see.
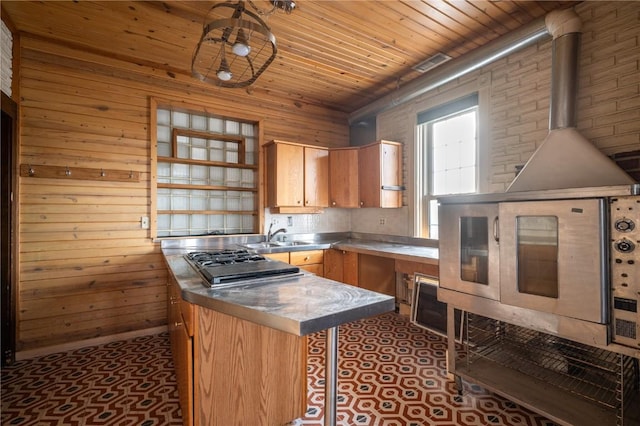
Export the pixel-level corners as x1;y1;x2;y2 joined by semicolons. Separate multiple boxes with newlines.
413;88;488;239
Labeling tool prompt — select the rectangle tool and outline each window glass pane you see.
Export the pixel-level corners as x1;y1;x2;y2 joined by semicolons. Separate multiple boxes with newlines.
157;125;171;143
209;117;223;133
517;216;559;298
172;111;188;128
191;115;207;130
157;109;170;125
225;121;240;135
459;217;489;285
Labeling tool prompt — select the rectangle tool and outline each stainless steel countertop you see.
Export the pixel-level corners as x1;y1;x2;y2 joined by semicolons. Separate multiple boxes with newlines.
164;251;395;336
160;232;439;263
332;239;438;264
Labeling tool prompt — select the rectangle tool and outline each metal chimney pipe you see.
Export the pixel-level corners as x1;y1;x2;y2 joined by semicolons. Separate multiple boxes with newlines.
348;16;551;125
545;9;583;130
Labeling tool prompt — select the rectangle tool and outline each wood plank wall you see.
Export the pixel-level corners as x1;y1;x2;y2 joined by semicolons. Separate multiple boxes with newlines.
16;35;349;353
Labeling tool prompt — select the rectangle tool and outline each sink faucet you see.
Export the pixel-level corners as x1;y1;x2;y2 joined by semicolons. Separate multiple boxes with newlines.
267;223;287;242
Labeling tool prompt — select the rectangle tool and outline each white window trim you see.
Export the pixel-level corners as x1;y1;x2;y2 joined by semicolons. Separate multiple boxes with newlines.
411;82;490;238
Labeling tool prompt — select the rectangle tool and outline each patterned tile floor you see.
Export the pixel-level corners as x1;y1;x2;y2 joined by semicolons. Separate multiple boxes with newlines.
2;312;555;426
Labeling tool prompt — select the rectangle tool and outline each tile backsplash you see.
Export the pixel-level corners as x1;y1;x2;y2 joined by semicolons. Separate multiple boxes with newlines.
264;206;411;238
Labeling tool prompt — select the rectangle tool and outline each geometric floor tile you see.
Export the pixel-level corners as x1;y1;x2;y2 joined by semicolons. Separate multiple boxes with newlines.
1;333;183;426
295;312;557;426
2;313;556;426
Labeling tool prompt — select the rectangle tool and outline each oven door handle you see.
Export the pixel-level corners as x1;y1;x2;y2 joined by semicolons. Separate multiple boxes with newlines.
493;216;500;243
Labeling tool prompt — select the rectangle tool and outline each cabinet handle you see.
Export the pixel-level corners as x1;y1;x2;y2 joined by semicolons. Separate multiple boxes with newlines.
174;321;183;327
170;297;178;305
304;256;310;261
381;185;405;191
332;201;336;206
297;200;301;204
360;201;364;206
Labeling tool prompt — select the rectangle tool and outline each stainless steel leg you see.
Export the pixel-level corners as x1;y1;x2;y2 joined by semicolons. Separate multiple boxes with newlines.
324;326;338;426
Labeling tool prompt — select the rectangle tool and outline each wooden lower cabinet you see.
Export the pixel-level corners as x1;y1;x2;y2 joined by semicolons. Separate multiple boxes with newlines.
358;254;396;296
290;249;324;276
195;308;307;426
324;248;358;286
168;279;308;426
167;279;194;426
264;250;325;276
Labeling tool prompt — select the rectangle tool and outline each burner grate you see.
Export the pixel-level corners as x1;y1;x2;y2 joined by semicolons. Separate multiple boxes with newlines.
186;250;266;267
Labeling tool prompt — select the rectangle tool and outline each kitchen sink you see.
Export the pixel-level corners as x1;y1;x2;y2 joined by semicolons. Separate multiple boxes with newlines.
242;241;312;250
242;242;281;249
273;241;312;247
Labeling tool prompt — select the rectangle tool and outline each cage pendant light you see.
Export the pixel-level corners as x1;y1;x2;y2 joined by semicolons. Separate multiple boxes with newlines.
192;1;277;88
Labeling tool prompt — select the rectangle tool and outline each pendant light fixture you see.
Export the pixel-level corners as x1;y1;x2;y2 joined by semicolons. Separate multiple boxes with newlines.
192;1;295;88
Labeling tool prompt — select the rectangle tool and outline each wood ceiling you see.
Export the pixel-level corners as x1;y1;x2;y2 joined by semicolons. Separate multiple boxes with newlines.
2;0;578;114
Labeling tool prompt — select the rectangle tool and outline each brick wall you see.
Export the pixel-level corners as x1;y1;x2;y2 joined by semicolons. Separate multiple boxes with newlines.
378;1;639;195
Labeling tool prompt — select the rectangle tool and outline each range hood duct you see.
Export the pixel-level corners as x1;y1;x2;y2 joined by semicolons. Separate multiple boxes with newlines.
506;9;635;192
348;17;551;125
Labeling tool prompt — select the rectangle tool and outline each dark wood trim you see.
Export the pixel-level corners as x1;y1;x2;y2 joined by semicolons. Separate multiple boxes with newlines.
1;91;17;366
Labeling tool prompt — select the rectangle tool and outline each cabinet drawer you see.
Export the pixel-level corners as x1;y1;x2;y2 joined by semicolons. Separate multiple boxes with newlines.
290;250;324;266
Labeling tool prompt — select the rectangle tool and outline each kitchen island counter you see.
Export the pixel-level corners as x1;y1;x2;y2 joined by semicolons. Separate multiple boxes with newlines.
162;241;395;426
163;251;395;336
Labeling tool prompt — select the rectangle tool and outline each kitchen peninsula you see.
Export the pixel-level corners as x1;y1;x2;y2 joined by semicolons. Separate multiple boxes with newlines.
162;238;396;426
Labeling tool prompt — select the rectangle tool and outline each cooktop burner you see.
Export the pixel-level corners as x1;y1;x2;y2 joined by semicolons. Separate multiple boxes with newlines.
186;249;266;267
185;249;300;287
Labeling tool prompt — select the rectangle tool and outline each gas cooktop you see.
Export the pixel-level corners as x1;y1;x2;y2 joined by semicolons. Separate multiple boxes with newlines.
185;249;300;287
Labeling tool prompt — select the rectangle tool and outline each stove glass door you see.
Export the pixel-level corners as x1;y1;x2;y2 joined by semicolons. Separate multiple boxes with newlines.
499;198;607;324
439;203;500;301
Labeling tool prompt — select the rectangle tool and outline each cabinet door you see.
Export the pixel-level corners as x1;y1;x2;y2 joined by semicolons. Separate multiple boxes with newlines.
358;143;380;207
359;141;402;208
168;281;193;426
380;142;402;208
329;148;359;207
266;143;304;207
304;147;329;207
324;249;358;286
358;254;396;296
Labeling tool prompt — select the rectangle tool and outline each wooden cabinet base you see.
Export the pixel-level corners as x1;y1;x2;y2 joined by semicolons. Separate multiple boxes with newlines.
195;308;307;426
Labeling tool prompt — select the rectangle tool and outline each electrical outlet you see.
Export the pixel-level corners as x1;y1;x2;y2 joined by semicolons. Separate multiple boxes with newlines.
141;216;150;229
287;216;293;227
379;217;386;225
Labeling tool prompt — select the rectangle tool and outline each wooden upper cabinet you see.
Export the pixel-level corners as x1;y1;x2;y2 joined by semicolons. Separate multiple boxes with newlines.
359;140;403;208
304;147;329;207
328;147;359;208
265;141;328;212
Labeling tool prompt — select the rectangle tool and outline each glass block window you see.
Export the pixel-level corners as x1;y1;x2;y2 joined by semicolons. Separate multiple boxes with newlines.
154;105;258;237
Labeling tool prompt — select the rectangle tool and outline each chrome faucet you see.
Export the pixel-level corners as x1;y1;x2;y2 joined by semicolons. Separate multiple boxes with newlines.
267;223;287;242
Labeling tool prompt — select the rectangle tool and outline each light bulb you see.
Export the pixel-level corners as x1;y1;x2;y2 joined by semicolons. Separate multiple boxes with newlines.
232;29;251;57
232;42;251;57
217;69;232;81
217;56;232;81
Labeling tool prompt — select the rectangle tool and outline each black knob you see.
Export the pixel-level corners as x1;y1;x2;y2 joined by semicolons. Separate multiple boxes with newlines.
614;238;636;253
614;218;635;232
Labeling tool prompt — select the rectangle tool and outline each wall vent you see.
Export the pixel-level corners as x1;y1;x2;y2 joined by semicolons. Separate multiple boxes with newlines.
412;53;452;73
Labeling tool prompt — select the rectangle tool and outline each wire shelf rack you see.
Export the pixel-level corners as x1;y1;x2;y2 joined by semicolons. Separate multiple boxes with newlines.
458;314;639;425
